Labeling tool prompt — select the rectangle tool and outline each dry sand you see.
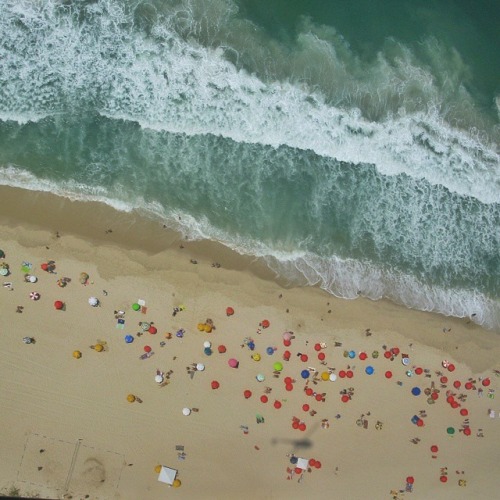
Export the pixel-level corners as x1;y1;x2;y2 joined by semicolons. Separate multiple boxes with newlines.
0;186;499;500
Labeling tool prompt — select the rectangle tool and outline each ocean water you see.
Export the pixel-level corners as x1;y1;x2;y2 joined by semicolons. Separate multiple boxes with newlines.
0;0;499;328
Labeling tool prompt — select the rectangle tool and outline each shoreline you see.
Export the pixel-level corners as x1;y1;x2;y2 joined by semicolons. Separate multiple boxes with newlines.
0;185;498;499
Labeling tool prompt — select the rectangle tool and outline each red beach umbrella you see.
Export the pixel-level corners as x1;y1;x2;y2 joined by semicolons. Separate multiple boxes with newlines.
463;427;471;436
41;263;48;271
54;300;64;310
440;476;447;483
451;401;460;409
431;392;439;400
415;367;423;375
211;380;220;389
447;364;455;372
315;394;323;402
391;347;400;355
460;408;468;416
482;378;491;387
148;326;157;334
359;352;367;360
346;370;354;378
305;388;314;396
260;395;268;403
339;370;346;378
384;351;392;359
440;376;448;384
341;395;349;403
300;354;308;362
406;477;415;484
261;319;270;328
309;458;316;467
464;382;473;390
318;352;326;361
416;419;424;427
284;377;293;384
453;380;461;389
314;343;322;351
299;423;306;431
302;404;310;412
283;339;291;347
430;445;438;453
243;390;252;399
446;396;455;404
144;345;152;353
385;371;393;379
294;467;302;474
226;306;234;316
314;461;322;469
218;345;227;353
285;384;294;392
292;421;299;429
273;400;282;409
283;350;291;360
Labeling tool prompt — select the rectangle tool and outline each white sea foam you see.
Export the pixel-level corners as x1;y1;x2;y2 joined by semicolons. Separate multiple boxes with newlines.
1;0;499;203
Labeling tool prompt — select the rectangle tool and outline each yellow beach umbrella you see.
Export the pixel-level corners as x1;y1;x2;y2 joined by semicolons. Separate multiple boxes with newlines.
94;343;104;352
321;371;330;381
73;350;82;359
203;324;212;333
252;353;261;362
127;394;136;403
173;479;181;488
197;323;205;331
154;464;162;474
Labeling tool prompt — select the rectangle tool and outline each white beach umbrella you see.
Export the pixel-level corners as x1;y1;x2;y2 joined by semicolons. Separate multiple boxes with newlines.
196;363;205;371
203;341;211;348
329;373;337;382
182;407;191;416
29;275;37;283
88;297;99;307
155;374;164;383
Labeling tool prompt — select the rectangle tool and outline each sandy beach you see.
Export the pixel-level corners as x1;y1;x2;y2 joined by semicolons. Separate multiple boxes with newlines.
0;186;499;500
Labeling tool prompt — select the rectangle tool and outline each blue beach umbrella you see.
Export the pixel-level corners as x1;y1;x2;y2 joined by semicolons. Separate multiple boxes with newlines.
248;341;255;351
266;347;274;355
365;366;374;375
124;335;134;344
290;457;298;464
411;387;421;396
348;350;356;359
301;369;310;379
204;347;212;356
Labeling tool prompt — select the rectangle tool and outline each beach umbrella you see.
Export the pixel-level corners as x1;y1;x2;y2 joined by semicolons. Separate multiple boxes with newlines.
401;357;410;366
127;394;136;403
284;377;293;384
256;374;265;382
273;400;282;409
148;326;157;334
29;275;37;283
411;415;420;425
453;380;461;389
155;374;164;383
406;477;414;484
299;423;306;431
318;352;326;361
446;395;455;404
132;303;140;311
197;323;206;331
365;366;374;375
339;370;346;378
346;370;354;378
243;390;252;399
416;419;424;427
463;427;471;436
140;322;151;332
300;354;308;362
464;382;473;390
460;408;468;416
430;445;438;453
218;345;227;353
283;332;293;341
411;387;421;396
182;407;191;416
446;427;455;435
314;461;322;469
73;350;82;359
385;371;392;379
329;373;337;382
305;388;314;396
41;263;48;271
94;344;104;352
203;341;212;348
204;324;213;333
228;358;239;368
451;401;459;409
391;347;400;355
283;339;291;347
273;362;283;372
252;353;261;361
285;384;294;392
301;370;310;379
204;347;212;356
431;392;439;400
54;300;64;310
283;350;291;360
315;394;323;402
172;479;181;488
321;372;330;381
482;378;491;387
302;404;310;412
211;380;220;389
226;307;234;316
260;395;268;403
294;467;303;474
196;363;205;371
30;292;41;301
447;363;455;372
384;351;392;359
359;352;367;360
247;341;255;351
314;343;321;351
144;345;152;353
88;297;99;307
341;395;349;403
261;319;270;328
309;459;316;467
440;376;448;384
348;350;356;359
266;347;274;355
440;475;448;483
154;465;162;473
415;367;423;375
124;334;134;343
290;456;298;464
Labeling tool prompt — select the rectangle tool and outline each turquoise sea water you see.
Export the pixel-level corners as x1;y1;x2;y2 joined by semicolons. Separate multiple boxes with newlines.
0;0;499;328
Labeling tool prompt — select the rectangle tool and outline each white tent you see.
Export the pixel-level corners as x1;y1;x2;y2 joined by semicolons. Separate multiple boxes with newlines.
297;458;309;470
158;465;177;485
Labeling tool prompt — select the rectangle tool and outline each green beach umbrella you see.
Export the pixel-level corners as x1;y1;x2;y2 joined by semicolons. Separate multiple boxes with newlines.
446;427;455;435
273;362;283;372
132;303;140;311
